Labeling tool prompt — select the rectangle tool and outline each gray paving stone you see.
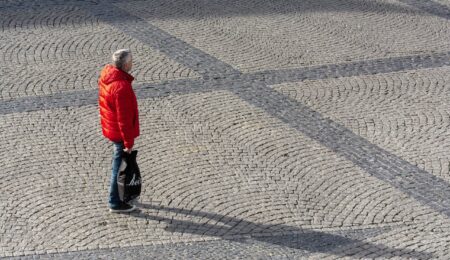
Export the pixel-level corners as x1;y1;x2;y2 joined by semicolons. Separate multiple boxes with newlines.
1;50;450;115
0;2;199;100
272;67;450;182
88;0;240;78
5;226;407;260
114;0;450;73
2;0;450;259
2;91;450;258
400;0;450;19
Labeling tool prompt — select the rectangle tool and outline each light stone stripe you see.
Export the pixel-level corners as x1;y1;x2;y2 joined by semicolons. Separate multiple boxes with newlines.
234;84;450;219
0;79;210;115
7;224;402;260
2;0;450;258
1;52;449;115
244;51;450;85
400;0;450;19
84;1;240;78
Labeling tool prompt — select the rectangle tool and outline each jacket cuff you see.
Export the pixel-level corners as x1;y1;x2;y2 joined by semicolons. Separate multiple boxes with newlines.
124;139;134;150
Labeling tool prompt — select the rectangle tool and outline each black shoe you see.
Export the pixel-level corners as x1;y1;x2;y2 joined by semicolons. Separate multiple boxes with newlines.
109;202;137;213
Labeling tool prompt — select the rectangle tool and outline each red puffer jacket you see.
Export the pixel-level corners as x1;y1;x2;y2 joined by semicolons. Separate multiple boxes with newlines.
98;64;140;149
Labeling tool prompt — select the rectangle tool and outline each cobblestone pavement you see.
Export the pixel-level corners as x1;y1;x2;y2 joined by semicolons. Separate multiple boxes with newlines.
1;0;450;259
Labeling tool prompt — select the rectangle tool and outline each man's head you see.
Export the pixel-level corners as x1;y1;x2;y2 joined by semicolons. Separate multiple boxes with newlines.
112;49;132;72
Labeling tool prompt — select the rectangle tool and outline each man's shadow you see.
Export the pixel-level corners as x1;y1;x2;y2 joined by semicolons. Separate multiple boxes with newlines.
132;203;432;259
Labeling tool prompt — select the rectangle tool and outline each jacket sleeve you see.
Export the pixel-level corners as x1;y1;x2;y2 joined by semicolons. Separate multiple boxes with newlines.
115;83;136;149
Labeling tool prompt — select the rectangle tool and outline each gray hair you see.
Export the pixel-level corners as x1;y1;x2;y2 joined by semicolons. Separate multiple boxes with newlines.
112;49;132;70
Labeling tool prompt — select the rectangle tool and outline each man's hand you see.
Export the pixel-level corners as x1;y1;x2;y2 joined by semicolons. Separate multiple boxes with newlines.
124;148;132;154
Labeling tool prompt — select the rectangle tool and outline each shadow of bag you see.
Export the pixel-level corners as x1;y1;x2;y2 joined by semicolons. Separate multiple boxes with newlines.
117;150;142;203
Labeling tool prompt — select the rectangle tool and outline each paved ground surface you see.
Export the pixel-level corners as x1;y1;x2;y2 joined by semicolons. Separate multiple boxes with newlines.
1;0;450;259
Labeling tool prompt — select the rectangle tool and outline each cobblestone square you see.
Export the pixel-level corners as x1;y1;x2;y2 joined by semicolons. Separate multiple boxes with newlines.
1;0;450;259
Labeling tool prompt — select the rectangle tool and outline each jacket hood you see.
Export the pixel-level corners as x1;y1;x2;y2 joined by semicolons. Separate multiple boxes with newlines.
99;64;134;85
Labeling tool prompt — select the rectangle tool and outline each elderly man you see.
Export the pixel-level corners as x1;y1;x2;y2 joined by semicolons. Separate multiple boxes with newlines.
98;49;140;213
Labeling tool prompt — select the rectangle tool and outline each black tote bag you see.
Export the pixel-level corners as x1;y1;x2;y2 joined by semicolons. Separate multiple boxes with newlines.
118;150;142;203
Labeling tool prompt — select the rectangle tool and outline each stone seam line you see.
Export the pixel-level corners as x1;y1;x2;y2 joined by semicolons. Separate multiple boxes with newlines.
1;1;450;257
6;226;396;259
399;0;450;20
87;0;241;78
234;84;450;219
1;51;449;115
1;0;450;219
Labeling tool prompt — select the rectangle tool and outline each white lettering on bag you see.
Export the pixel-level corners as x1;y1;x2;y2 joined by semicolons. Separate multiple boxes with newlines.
128;174;141;186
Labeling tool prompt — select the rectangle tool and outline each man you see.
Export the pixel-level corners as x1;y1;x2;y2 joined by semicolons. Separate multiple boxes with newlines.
98;49;140;213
